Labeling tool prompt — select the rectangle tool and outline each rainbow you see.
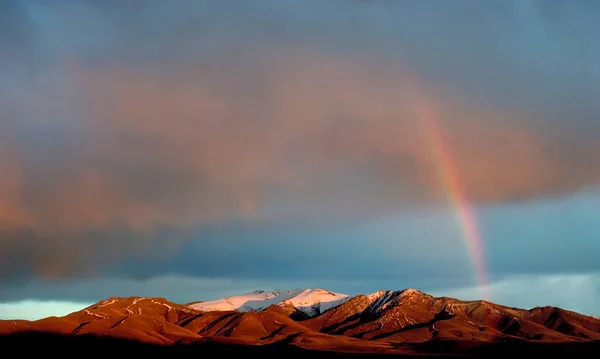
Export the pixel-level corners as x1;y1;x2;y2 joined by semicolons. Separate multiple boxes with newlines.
409;83;491;302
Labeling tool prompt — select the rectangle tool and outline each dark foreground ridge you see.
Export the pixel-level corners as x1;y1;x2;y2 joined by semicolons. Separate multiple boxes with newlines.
1;332;599;358
0;332;445;358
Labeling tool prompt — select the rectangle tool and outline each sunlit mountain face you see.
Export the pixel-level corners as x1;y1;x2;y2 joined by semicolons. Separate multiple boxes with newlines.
1;3;600;354
2;288;600;356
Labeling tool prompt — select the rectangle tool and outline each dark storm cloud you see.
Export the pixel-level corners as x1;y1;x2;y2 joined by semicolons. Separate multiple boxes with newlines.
1;0;600;287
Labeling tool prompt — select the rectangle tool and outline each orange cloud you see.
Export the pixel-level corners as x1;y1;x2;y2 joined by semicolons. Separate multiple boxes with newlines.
1;47;599;278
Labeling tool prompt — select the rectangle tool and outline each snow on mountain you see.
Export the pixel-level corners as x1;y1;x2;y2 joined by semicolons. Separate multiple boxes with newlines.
364;288;431;314
281;288;350;315
188;288;349;315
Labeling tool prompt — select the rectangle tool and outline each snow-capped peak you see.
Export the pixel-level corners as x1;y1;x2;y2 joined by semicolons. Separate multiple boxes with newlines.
366;290;400;313
188;288;349;315
281;288;349;314
400;288;428;298
363;288;428;314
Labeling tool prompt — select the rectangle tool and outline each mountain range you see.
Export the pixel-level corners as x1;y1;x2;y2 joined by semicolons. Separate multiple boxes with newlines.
2;288;599;357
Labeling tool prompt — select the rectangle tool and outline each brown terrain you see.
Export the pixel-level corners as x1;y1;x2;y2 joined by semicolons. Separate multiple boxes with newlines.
1;288;599;357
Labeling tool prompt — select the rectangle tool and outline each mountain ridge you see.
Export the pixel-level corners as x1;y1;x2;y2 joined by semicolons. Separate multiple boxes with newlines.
187;288;350;316
2;287;600;356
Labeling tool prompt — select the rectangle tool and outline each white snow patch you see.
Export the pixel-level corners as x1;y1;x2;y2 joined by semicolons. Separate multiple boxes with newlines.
132;297;147;305
189;289;288;311
84;309;105;319
281;289;349;315
151;299;174;311
96;298;119;307
149;299;194;314
189;288;349;314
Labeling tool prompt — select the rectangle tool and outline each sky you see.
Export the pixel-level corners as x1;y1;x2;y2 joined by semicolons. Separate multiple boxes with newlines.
1;0;600;320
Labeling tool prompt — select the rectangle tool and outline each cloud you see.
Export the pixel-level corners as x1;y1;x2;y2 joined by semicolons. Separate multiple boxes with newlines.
0;56;560;278
1;0;600;282
98;189;600;292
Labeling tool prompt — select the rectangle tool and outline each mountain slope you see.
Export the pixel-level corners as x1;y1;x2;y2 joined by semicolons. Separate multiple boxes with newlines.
1;297;201;345
302;288;600;342
188;288;349;316
2;288;600;356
